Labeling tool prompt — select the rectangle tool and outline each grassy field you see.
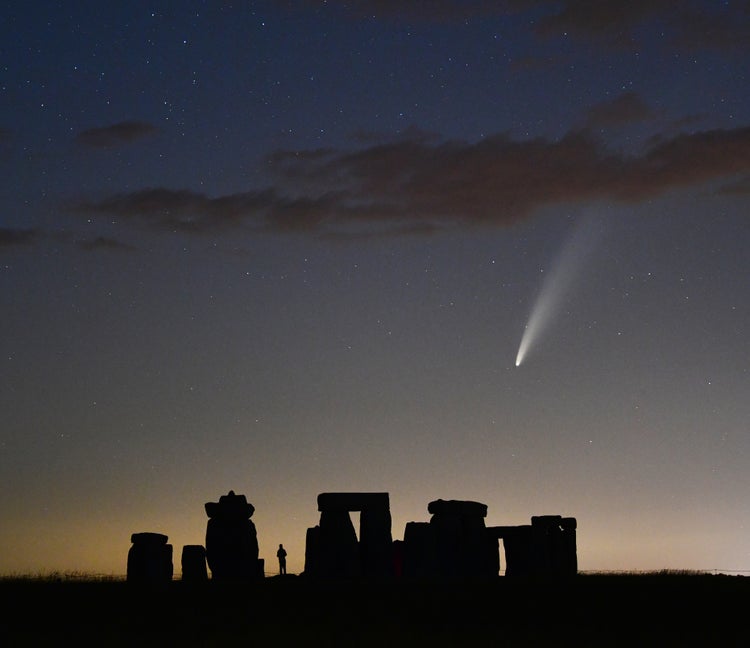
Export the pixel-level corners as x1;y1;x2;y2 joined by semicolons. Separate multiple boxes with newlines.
1;573;746;646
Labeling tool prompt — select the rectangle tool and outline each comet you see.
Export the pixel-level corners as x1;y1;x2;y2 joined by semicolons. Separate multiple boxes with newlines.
515;214;603;367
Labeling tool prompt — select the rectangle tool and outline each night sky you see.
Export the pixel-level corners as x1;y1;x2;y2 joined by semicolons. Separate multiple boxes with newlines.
2;1;749;577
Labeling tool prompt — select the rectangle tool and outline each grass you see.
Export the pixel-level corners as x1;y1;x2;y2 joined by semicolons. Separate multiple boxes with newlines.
0;570;125;583
1;572;747;646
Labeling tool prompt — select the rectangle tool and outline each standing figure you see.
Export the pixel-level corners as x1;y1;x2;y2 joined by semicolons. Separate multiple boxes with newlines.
277;543;287;575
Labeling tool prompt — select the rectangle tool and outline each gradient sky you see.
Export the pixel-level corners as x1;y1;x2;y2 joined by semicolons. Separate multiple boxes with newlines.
1;1;749;577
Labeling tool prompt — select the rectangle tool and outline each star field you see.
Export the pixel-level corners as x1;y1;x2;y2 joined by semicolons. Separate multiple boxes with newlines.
1;1;749;577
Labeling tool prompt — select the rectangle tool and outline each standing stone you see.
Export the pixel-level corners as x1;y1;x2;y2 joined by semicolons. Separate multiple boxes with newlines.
495;515;578;577
530;515;579;577
531;515;562;575
360;505;393;578
305;492;394;579
491;525;533;577
427;499;497;580
127;532;173;584
205;490;261;581
318;508;360;578
392;539;404;578
304;526;321;577
402;521;436;579
181;545;208;583
560;517;578;576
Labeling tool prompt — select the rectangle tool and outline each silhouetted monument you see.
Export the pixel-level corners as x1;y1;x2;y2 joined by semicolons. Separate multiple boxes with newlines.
127;532;173;584
490;515;577;577
401;500;498;580
304;492;394;579
125;490;575;584
181;544;208;582
204;490;263;581
401;501;577;580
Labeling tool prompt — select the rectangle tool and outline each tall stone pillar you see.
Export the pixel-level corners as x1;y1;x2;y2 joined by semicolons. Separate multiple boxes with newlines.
181;545;208;583
205;490;261;581
307;492;394;579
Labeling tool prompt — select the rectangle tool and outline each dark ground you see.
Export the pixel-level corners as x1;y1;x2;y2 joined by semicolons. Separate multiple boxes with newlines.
1;574;746;646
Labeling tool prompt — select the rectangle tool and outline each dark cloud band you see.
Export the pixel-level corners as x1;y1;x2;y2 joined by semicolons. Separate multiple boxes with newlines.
0;227;38;247
75;121;156;148
75;125;750;237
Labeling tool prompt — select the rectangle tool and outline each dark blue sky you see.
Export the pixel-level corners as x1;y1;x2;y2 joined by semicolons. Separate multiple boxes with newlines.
1;1;749;576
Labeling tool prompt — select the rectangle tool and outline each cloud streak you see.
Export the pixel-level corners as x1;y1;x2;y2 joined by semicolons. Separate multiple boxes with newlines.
0;227;38;247
75;236;135;251
584;92;654;129
73;124;750;238
303;1;750;53
718;175;750;196
74;121;156;148
291;0;517;23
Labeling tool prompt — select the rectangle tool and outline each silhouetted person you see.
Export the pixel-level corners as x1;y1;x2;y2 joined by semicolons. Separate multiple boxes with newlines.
277;543;287;575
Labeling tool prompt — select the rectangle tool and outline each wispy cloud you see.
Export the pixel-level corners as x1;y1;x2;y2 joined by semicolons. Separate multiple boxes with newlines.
538;1;750;52
532;0;672;46
75;187;283;233
0;227;38;247
75;236;135;251
718;175;750;195
584;92;655;129
74;121;156;148
74;125;750;237
671;4;750;52
288;0;517;23
302;1;750;53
